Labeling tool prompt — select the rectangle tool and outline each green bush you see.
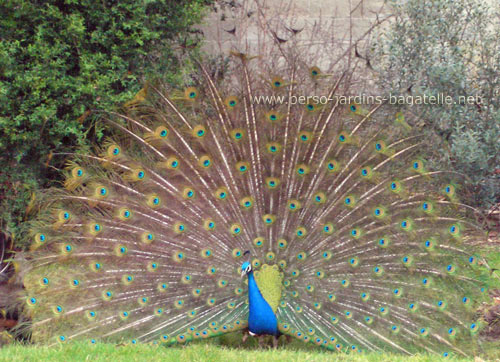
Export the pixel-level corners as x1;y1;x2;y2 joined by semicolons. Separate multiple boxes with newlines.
0;0;211;246
373;0;499;209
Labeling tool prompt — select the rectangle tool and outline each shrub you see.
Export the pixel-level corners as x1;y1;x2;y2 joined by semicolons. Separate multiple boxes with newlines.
373;0;499;209
0;0;211;246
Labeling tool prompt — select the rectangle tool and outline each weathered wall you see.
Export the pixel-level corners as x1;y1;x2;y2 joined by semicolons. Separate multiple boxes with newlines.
200;0;387;55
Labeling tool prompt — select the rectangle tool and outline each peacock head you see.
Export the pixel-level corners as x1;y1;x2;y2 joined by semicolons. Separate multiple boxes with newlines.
240;261;252;278
240;250;252;277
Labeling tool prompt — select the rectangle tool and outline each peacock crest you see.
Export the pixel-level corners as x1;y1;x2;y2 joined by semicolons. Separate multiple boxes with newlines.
18;36;493;356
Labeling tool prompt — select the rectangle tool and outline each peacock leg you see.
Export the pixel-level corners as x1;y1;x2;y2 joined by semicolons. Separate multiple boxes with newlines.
272;335;279;348
241;330;249;343
258;335;265;348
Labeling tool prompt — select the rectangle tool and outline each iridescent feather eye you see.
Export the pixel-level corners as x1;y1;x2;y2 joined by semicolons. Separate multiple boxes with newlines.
296;251;307;261
296;226;307;238
141;232;155;244
117;207;133;221
253;237;265;247
277;239;287;249
266;142;282;154
235;161;250;174
296;164;310;176
203;218;216;231
443;184;456;198
411;159;425;173
448;223;461;238
184;87;198;101
154;126;169;139
309;66;321;79
198;155;213;169
57;210;71;222
157;283;168;293
298;131;312;143
377;236;391;248
90;261;102;272
201;249;212;258
147;261;159;272
374;140;387;152
26;296;37;307
421;201;435;213
230;129;245;141
341;279;350;287
360;166;373;179
344;195;357;207
322;251;332;260
129;169;146;181
313;192;326;204
388;180;403;193
265;177;280;189
338;131;350;143
262;214;275;225
182;187;195;200
270;76;285;89
173;222;186;234
265;110;282;123
165;156;180;170
232;248;242;258
88;222;102;235
322;223;334;234
326;160;339;173
61;244;73;255
71;166;85;178
230;223;242;236
94;185;109;199
305;102;318;112
146;194;161;208
399;218;413;231
350;103;369;116
349;256;360;266
373;206;386;218
115;245;127;256
423;237;435;250
287;199;301;211
373;266;384;276
106;144;121;158
239;197;254;209
469;322;479;333
445;264;456;274
349;228;362;239
402;255;413;267
192;125;207;138
122;274;134;285
215;186;229;200
224;96;238;108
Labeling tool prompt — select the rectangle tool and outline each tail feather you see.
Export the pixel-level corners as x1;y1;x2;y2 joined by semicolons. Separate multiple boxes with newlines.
19;50;492;357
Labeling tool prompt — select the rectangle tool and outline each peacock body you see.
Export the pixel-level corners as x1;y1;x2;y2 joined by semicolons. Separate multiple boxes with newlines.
20;48;492;357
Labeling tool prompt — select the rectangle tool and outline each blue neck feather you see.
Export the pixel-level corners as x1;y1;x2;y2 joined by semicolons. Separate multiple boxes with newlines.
247;271;279;336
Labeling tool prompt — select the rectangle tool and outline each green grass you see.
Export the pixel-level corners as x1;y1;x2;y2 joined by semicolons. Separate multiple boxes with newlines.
0;343;491;362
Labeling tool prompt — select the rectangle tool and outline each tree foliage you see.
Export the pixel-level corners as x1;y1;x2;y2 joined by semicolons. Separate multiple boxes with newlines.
373;0;499;209
0;0;211;245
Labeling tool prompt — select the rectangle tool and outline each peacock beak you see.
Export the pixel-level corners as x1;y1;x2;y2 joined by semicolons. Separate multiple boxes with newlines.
241;270;246;278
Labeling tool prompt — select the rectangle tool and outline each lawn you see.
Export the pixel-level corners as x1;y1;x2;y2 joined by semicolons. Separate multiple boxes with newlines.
0;343;491;362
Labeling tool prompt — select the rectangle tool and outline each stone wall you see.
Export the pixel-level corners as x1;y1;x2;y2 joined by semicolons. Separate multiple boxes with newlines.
200;0;387;56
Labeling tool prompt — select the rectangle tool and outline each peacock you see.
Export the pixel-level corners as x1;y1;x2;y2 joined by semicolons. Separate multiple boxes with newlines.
17;41;494;357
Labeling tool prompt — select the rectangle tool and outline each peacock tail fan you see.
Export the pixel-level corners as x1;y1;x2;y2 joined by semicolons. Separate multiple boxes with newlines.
20;52;492;357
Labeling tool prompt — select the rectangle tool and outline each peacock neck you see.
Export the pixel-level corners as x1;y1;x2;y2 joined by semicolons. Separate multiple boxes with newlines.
246;270;279;336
